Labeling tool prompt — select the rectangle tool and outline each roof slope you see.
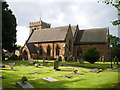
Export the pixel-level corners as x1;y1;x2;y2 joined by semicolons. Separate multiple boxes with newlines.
27;26;69;43
75;28;108;44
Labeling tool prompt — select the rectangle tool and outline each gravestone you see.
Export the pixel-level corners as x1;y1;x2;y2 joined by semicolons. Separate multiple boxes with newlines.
90;68;100;73
0;75;2;79
42;77;59;82
94;68;99;73
53;60;60;71
16;82;34;88
9;63;15;69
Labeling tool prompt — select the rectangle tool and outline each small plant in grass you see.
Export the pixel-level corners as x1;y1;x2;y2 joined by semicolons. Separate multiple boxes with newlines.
21;77;27;83
82;48;100;64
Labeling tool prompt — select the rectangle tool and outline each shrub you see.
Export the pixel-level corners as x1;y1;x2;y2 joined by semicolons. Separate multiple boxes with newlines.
67;55;73;62
8;55;19;60
82;48;100;64
111;47;120;61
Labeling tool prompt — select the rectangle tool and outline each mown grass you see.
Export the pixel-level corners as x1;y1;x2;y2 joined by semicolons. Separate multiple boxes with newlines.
60;61;119;69
1;60;119;88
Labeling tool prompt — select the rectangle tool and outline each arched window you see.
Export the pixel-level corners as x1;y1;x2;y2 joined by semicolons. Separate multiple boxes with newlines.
47;45;51;56
69;39;72;51
39;46;43;56
56;44;60;56
77;47;82;57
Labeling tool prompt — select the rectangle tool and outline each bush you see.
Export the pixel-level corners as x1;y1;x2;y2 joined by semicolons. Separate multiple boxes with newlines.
82;48;100;64
8;55;20;60
111;47;120;61
67;55;73;62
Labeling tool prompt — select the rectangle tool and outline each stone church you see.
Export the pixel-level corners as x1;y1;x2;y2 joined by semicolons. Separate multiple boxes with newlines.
21;20;110;61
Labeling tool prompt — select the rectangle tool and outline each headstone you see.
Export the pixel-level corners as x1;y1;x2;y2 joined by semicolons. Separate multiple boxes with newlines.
42;77;59;82
94;68;99;73
39;64;43;66
53;60;60;71
9;63;15;69
16;82;34;88
0;75;2;78
0;64;2;67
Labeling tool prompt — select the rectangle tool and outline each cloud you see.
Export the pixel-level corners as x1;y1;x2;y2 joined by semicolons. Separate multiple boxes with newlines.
6;1;119;46
16;26;29;46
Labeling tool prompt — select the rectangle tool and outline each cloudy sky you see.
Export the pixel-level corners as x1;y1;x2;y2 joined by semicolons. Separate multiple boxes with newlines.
6;0;119;46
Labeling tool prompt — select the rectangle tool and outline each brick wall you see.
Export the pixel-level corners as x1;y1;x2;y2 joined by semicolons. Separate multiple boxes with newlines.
73;44;110;61
34;42;65;59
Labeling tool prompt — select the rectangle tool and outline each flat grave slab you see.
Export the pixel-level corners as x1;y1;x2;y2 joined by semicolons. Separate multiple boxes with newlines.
16;82;34;88
8;63;16;66
24;67;30;69
42;77;59;82
73;73;84;75
81;71;88;73
62;76;71;79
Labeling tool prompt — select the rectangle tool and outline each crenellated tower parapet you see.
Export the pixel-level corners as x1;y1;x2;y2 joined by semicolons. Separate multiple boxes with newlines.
29;20;51;34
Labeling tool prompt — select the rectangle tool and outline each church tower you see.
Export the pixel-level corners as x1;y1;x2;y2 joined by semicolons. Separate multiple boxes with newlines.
29;20;51;34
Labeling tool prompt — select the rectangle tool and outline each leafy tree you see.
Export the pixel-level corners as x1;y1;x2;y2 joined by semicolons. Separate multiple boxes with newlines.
110;35;119;47
98;0;120;26
2;1;17;52
82;48;100;64
111;47;120;61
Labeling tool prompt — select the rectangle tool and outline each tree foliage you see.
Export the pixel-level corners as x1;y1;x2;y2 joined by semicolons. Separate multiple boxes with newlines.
111;47;120;60
2;1;17;52
98;0;120;26
110;35;119;47
82;48;100;64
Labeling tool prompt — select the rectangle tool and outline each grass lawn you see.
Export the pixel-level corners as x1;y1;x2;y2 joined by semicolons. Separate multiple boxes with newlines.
60;61;119;69
1;60;119;88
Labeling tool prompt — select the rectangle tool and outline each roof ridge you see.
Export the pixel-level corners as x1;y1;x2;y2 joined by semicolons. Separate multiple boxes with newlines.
80;27;108;30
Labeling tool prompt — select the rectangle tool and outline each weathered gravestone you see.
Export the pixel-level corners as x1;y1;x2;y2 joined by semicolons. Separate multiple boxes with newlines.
53;60;60;71
42;77;59;82
62;76;71;79
8;63;15;69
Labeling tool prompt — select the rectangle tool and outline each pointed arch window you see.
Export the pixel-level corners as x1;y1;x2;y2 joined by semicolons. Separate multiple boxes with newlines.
77;47;82;57
56;44;60;56
39;46;43;56
47;45;51;56
69;39;72;51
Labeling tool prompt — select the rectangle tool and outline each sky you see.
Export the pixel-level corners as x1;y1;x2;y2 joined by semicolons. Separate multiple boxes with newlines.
6;0;119;46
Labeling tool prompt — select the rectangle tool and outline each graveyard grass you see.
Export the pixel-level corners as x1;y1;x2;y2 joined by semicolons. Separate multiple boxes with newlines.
1;60;119;88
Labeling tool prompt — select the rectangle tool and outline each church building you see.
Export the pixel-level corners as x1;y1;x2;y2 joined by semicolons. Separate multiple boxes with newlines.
21;20;110;61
